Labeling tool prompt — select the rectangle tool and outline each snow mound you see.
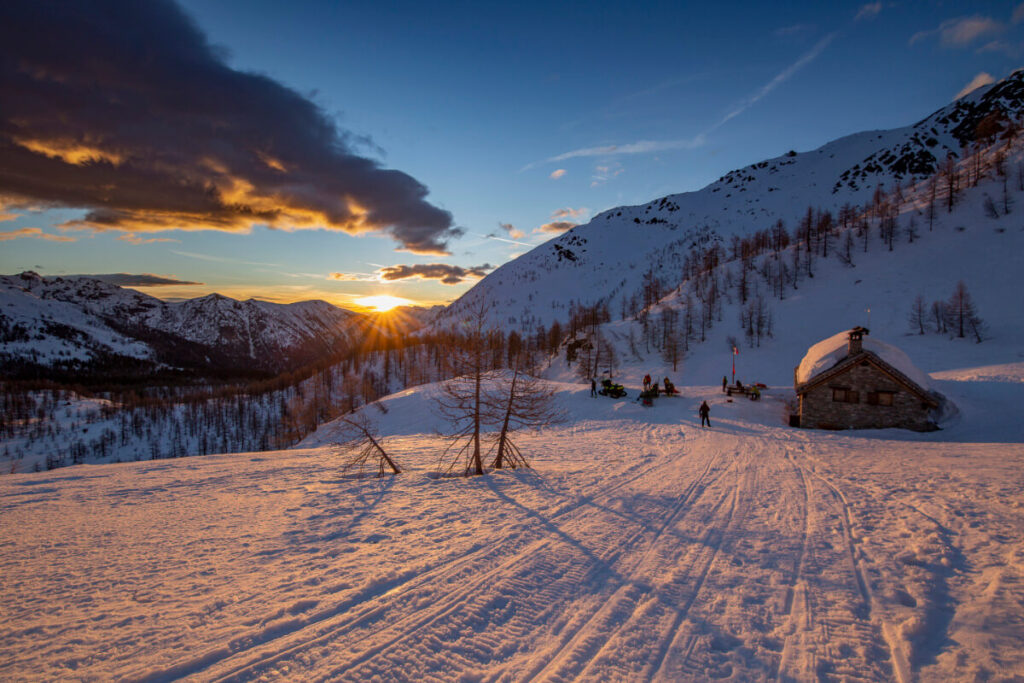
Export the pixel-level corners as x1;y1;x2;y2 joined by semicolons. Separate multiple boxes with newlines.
930;362;1024;384
297;372;705;448
796;329;932;390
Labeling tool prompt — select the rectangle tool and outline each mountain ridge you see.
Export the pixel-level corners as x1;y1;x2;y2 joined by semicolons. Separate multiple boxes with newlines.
435;70;1024;333
0;271;370;378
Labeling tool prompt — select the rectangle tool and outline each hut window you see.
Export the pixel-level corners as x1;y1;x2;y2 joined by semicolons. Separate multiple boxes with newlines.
867;391;895;406
832;388;859;403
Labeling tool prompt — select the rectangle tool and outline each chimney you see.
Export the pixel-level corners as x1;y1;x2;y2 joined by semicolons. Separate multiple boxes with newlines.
848;326;868;356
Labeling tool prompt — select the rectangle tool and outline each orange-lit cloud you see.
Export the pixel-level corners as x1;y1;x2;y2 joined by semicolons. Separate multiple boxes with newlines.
552;207;589;220
954;72;994;100
535;221;577;235
14;137;124;166
0;227;76;242
498;222;526;239
329;271;380;282
1;1;458;255
117;233;180;245
534;207;588;234
550;168;567;179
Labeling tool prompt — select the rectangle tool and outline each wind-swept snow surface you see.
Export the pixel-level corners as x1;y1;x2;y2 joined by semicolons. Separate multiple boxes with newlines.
2;382;1022;681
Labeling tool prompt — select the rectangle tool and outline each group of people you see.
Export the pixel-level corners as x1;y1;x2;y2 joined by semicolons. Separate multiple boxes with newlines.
589;373;712;426
642;374;678;396
588;373;714;427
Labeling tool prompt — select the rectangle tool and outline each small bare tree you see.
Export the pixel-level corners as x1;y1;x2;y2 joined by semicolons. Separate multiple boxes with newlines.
908;294;927;335
485;367;565;470
435;298;497;476
331;413;400;478
947;280;985;342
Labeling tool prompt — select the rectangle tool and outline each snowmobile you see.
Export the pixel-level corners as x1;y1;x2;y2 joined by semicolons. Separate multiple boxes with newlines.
599;378;627;398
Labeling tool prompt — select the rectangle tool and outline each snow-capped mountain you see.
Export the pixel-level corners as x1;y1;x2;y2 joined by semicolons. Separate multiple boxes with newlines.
436;70;1024;332
0;272;368;376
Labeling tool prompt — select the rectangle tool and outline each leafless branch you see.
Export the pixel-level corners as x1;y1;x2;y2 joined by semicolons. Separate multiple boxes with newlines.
330;412;400;478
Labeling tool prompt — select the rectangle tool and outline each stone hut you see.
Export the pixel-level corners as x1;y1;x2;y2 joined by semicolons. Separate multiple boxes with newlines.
794;327;940;431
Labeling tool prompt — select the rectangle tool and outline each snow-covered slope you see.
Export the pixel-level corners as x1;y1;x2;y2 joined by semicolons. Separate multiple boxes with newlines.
0;279;152;367
3;373;1022;680
437;70;1024;332
0;272;368;375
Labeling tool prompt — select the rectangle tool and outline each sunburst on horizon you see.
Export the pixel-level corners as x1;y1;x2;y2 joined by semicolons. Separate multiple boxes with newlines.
353;294;413;313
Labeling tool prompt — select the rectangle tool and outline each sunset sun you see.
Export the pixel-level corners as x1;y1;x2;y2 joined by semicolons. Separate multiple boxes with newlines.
354;294;412;312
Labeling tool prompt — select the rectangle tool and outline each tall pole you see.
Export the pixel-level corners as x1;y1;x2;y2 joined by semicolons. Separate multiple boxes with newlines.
731;346;737;385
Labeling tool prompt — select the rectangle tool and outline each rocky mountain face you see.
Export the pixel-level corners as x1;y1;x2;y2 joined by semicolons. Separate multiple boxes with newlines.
434;70;1024;333
0;272;369;379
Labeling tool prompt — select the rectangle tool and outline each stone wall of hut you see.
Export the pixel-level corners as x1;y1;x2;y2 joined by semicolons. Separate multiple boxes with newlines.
798;361;933;431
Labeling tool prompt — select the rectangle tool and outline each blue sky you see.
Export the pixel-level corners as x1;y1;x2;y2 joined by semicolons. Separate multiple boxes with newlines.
1;0;1021;309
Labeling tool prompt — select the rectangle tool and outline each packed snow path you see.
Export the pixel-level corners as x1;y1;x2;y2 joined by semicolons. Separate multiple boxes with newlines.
2;388;1023;681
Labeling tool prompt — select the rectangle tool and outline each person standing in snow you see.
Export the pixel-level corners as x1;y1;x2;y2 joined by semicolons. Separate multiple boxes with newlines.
722;376;727;392
643;374;651;391
699;400;711;428
591;378;597;397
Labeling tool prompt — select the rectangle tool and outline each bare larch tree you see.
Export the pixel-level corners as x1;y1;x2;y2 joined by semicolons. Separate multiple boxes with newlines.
435;298;497;476
331;412;400;478
485;366;565;470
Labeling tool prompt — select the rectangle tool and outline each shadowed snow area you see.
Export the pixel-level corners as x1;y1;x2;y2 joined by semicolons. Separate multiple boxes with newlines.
2;379;1023;681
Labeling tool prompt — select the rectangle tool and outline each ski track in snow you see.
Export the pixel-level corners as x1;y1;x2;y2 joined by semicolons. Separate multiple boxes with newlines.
1;390;1023;682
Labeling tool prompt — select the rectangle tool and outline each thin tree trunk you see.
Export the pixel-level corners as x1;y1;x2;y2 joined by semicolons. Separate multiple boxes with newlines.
472;364;483;475
493;371;518;469
365;431;400;474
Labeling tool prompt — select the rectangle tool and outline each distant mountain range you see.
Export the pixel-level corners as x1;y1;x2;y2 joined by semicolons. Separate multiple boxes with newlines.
0;272;379;379
5;71;1023;382
435;69;1024;332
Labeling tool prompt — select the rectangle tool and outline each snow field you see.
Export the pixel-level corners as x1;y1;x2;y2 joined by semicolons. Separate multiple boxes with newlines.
1;381;1022;681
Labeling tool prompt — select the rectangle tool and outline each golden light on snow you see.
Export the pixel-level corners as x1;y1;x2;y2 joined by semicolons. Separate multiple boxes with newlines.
354;294;412;312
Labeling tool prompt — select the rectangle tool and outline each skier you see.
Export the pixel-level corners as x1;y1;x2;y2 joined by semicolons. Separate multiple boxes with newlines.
699;400;711;428
643;374;651;391
591;378;597;398
722;376;727;393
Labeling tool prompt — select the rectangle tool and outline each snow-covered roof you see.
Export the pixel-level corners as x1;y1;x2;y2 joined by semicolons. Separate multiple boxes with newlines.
796;329;931;390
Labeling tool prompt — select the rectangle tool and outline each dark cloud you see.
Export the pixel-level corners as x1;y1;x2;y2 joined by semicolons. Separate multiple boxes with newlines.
378;263;494;285
72;273;203;286
489;222;525;239
0;0;457;254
